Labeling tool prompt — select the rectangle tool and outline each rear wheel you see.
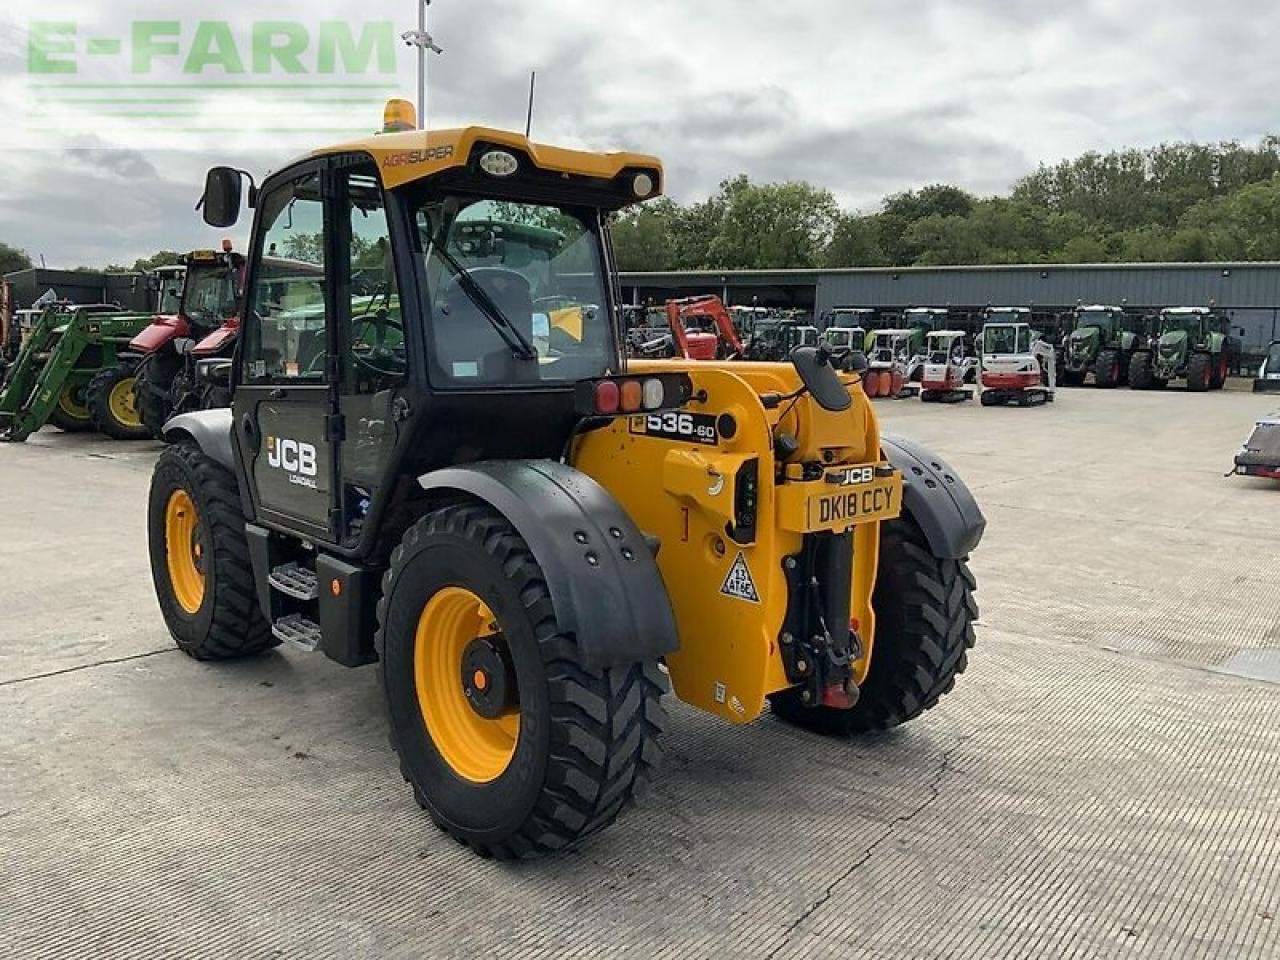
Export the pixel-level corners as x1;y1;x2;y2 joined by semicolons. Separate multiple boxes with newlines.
87;365;151;440
1187;352;1211;392
377;504;667;859
770;513;978;736
1094;348;1122;388
48;382;93;432
1128;352;1154;390
134;355;179;439
147;443;274;660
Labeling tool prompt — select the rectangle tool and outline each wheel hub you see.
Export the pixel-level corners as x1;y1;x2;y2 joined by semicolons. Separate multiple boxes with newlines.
461;635;516;719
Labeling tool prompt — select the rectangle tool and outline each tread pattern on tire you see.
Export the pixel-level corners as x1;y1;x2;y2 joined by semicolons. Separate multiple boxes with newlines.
153;443;274;660
1187;352;1211;392
1129;352;1154;390
87;365;150;441
770;515;977;736
135;359;173;440
376;504;668;859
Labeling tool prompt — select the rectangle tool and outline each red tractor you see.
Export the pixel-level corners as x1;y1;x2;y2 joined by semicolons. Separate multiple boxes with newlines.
130;244;246;437
664;295;744;361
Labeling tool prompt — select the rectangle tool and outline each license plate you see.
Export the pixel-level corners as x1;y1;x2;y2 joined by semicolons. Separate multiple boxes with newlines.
776;467;902;534
806;479;899;531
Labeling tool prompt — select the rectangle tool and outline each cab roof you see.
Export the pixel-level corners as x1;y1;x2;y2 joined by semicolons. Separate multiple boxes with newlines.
311;125;664;197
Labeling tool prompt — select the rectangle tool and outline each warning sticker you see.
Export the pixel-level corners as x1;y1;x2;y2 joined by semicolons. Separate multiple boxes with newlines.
720;552;760;603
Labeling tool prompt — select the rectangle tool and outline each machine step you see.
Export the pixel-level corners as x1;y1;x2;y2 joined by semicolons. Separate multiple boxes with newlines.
268;561;319;600
272;613;322;651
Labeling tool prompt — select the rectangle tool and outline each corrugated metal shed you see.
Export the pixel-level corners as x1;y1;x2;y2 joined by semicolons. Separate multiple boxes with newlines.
620;262;1280;351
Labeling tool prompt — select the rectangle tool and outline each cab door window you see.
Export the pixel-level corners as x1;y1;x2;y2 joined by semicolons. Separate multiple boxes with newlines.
244;172;328;382
344;168;406;394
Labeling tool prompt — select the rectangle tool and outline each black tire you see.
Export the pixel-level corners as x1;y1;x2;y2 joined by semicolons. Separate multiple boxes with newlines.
147;443;274;660
1061;369;1086;387
770;513;978;736
1187;352;1211;392
1094;348;1122;388
48;382;94;432
1128;352;1154;390
1209;351;1229;390
134;354;179;440
87;365;151;441
377;503;667;859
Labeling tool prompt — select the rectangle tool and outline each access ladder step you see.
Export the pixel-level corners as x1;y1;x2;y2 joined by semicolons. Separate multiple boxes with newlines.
268;561;319;600
272;613;322;651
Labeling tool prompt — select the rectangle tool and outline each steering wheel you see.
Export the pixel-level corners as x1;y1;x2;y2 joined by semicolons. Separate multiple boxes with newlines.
351;308;407;377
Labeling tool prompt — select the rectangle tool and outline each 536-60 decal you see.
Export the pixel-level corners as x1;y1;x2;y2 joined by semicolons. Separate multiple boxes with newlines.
630;412;719;446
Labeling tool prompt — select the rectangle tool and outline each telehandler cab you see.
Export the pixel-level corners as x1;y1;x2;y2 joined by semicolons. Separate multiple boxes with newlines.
147;100;984;859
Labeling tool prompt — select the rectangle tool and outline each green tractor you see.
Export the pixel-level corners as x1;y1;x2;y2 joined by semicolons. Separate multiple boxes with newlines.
882;306;948;360
1129;307;1239;392
1062;304;1141;388
0;301;159;442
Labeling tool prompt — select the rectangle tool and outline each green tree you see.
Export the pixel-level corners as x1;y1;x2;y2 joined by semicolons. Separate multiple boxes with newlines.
0;242;33;276
132;250;186;272
703;176;839;269
824;214;889;267
1181;176;1280;260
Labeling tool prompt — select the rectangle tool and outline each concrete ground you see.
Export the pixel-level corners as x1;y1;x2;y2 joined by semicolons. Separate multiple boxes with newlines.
2;385;1279;959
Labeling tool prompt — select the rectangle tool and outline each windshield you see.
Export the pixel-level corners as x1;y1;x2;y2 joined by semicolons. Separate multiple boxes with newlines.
1160;313;1202;336
416;197;613;385
1076;310;1116;335
183;264;239;323
1268;342;1280;370
983;326;1017;354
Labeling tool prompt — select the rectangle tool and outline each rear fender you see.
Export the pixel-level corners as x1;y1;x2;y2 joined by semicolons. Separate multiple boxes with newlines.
163;408;235;472
191;320;239;357
417;460;679;669
882;435;985;558
129;316;189;353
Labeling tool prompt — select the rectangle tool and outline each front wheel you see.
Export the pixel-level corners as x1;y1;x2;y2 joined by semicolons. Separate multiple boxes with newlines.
87;365;151;440
48;382;94;432
1128;352;1154;390
377;504;667;859
1094;349;1121;388
770;513;978;735
1187;352;1211;392
147;444;274;659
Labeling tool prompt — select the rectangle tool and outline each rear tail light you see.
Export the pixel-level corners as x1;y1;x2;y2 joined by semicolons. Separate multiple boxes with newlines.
574;373;694;418
620;380;643;412
642;378;664;410
594;380;620;414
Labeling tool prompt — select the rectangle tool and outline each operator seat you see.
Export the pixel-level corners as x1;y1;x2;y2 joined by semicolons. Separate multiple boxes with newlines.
433;267;536;382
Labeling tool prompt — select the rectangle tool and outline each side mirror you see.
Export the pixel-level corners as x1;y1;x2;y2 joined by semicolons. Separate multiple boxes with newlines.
201;167;244;228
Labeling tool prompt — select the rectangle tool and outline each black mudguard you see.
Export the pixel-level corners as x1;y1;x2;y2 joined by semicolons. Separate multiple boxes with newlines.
882;435;985;559
163;408;235;471
418;460;680;669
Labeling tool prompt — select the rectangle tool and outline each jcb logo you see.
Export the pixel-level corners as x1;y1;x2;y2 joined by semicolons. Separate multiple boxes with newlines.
266;436;317;477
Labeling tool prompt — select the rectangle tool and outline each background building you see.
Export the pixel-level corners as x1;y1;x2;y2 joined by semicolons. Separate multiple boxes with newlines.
621;262;1280;356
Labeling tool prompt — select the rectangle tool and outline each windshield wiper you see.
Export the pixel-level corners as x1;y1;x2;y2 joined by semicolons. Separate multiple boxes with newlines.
431;242;537;362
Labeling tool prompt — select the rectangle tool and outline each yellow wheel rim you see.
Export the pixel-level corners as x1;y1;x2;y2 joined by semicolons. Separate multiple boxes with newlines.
108;377;142;428
165;489;206;615
58;384;90;421
414;587;519;783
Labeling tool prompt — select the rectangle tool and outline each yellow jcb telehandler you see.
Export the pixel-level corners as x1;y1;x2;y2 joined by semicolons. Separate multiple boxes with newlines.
146;100;984;858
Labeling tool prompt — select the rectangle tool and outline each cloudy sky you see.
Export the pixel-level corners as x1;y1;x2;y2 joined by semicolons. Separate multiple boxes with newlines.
1;0;1277;268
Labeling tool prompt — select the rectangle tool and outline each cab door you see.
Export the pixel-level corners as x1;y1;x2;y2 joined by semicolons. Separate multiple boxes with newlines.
233;163;339;540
